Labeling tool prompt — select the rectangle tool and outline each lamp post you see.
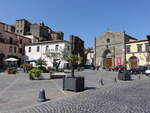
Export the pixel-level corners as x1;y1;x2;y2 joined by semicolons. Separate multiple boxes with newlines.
123;31;127;70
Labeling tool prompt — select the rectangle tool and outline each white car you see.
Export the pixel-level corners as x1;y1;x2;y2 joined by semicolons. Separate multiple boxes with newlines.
145;69;150;76
145;65;150;76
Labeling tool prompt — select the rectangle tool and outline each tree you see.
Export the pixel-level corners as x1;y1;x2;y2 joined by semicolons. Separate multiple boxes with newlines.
45;49;62;71
35;58;47;68
66;54;82;77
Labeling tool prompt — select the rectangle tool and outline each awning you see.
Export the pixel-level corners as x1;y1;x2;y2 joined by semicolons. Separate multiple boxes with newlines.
4;57;18;62
25;58;37;62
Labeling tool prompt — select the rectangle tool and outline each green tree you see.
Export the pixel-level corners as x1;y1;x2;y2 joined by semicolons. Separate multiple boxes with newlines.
66;54;82;77
35;58;47;68
45;50;62;71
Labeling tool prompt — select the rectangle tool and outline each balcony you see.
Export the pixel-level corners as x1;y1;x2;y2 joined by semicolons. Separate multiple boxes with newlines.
0;38;18;45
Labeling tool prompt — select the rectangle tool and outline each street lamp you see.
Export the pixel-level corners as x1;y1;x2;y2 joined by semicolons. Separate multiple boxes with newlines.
123;32;127;70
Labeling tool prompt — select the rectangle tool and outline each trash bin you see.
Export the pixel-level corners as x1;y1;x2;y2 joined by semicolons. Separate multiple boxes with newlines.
118;70;131;81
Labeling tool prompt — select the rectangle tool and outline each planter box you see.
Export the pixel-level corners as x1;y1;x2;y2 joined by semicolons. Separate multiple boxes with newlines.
63;77;84;92
50;72;65;79
118;70;131;81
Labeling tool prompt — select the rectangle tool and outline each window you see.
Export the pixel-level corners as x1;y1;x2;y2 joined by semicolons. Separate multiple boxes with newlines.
9;37;13;44
14;47;16;53
126;45;131;53
20;30;22;33
37;46;40;52
45;46;49;52
55;45;59;51
9;46;12;52
137;44;142;52
145;44;150;52
29;47;31;52
17;30;19;32
68;46;70;51
106;38;110;43
20;39;22;44
19;48;22;54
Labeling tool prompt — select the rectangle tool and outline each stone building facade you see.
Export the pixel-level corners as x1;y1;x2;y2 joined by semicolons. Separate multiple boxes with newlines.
15;19;64;42
15;19;31;35
70;35;84;57
95;30;137;68
0;22;31;64
126;39;150;69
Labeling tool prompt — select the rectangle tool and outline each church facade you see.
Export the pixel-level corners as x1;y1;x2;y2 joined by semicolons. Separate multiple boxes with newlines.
95;30;137;68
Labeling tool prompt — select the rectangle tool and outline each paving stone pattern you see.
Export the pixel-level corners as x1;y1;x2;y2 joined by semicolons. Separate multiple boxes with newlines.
0;69;150;113
9;79;150;113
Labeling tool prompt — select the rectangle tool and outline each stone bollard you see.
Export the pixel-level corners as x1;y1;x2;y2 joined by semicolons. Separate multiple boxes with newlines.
138;75;141;80
37;88;47;102
100;79;104;86
114;77;117;83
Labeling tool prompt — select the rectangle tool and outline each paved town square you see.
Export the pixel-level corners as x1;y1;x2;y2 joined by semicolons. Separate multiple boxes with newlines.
0;69;149;113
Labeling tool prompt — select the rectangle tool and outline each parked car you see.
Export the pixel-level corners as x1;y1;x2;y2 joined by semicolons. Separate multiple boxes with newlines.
130;66;146;74
145;65;150;76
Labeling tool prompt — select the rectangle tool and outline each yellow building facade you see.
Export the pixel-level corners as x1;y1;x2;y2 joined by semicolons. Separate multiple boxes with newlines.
126;40;150;69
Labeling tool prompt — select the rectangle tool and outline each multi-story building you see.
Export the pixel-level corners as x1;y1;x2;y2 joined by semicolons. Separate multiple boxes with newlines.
0;22;15;33
126;38;150;69
0;22;31;64
69;35;84;58
85;50;95;68
30;23;49;40
95;30;137;68
2;19;64;43
28;21;64;42
15;19;31;35
50;31;64;40
25;40;71;68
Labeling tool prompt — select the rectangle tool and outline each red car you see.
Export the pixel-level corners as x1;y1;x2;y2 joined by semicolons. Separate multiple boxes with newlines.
111;65;126;71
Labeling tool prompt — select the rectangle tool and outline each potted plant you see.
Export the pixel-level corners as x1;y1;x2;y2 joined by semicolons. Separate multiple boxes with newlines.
29;68;43;80
63;54;84;92
7;67;16;74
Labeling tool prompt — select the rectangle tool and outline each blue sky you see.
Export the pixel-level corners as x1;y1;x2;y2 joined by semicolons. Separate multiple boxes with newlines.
0;0;150;48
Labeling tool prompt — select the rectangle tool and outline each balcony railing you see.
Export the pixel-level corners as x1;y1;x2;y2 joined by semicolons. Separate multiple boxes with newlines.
0;38;18;45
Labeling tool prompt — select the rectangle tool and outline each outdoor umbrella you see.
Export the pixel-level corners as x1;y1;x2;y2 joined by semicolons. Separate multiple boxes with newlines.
4;57;18;67
4;57;18;62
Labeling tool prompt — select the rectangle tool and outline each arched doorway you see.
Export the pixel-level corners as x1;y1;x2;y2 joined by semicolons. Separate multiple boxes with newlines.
129;56;138;68
103;49;112;68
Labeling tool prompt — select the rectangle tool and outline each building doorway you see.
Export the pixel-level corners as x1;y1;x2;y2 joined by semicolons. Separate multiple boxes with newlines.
103;49;112;68
129;56;138;68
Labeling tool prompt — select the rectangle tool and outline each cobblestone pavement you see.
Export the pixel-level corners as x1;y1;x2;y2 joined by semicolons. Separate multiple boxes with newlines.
0;69;149;113
8;78;150;113
0;72;74;113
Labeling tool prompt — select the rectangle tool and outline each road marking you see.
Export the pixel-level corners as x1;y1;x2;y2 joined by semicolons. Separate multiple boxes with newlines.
0;76;21;97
